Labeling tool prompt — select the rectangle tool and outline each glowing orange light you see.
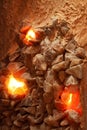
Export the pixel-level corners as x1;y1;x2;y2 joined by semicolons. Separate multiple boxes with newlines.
5;75;28;96
25;29;36;42
67;93;73;105
61;89;81;113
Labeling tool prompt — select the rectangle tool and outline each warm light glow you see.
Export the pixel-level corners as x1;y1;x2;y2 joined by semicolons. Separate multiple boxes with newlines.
5;75;28;96
67;93;73;105
25;29;36;41
61;89;81;113
61;92;73;109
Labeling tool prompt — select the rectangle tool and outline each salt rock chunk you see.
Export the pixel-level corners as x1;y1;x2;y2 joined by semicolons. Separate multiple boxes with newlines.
43;81;53;93
36;76;44;88
9;51;20;62
52;55;63;65
75;47;85;58
66;64;82;79
60;26;69;36
58;71;66;83
13;66;27;78
60;119;69;126
46;103;53;115
52;80;62;92
35;70;45;76
44;115;59;127
70;58;82;67
41;37;51;52
52;61;65;71
64;75;78;86
65;109;80;123
58;20;70;36
44;70;60;92
21;72;35;81
43;92;53;104
33;54;47;71
65;39;77;52
45;69;55;84
22;46;40;55
13;120;22;127
21;107;36;115
7;62;23;73
28;113;43;124
53;110;65;121
44;48;57;64
65;52;77;61
52;39;64;54
34;28;45;41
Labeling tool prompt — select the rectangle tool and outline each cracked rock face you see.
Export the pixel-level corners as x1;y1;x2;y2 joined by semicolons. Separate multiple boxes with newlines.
0;19;86;130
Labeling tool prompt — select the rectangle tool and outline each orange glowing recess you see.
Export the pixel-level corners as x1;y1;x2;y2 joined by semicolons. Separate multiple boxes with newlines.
5;75;28;96
25;29;36;42
61;89;82;113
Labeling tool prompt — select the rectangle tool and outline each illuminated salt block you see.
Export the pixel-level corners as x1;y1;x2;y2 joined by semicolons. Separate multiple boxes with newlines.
5;75;28;97
61;89;82;113
25;29;36;42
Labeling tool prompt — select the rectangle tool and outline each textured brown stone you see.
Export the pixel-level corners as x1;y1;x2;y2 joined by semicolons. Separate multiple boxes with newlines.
65;39;77;52
66;64;83;79
52;39;64;54
75;47;85;58
52;55;63;65
44;115;59;127
70;58;82;67
58;71;66;83
60;119;69;126
33;54;47;71
65;109;80;123
52;61;65;71
64;75;78;86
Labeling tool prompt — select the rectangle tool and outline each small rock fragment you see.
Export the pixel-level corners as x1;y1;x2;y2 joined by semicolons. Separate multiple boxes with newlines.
36;76;44;88
43;81;53;93
22;46;40;55
41;37;51;53
53;110;65;121
61;26;69;36
43;92;53;104
13;120;22;127
75;47;85;58
65;109;80;123
64;75;78;86
44;115;59;127
65;52;77;61
58;21;69;36
65;39;77;52
7;62;23;73
70;58;82;67
33;54;47;71
58;71;66;82
52;55;63;65
44;48;57;65
60;119;69;126
66;64;82;79
52;61;65;71
46;103;53;115
52;39;64;54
